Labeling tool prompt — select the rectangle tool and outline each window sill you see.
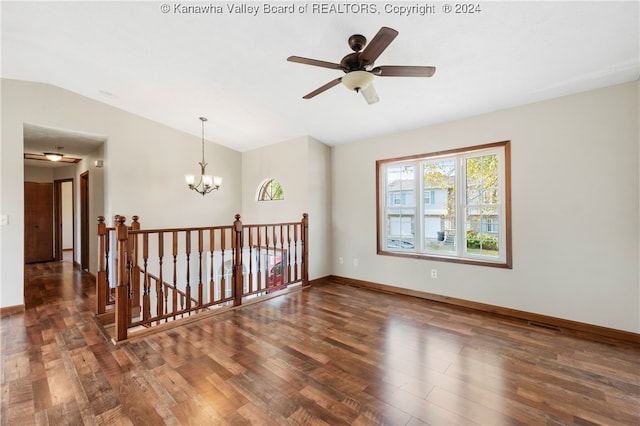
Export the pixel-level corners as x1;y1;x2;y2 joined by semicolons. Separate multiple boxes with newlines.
377;249;512;269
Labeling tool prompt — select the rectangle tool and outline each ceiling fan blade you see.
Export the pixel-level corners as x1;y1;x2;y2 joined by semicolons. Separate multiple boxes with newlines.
287;56;342;70
302;78;342;99
372;66;436;77
360;84;379;104
359;27;398;65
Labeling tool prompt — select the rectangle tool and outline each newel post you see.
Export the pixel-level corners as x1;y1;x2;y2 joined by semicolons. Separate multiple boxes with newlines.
96;216;108;314
232;214;243;307
115;216;130;342
301;213;309;287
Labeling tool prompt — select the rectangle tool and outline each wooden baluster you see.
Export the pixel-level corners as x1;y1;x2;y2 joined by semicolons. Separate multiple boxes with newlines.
256;225;262;291
105;225;111;297
115;216;129;341
172;231;178;319
248;226;254;294
272;225;278;290
209;228;215;304
185;230;191;312
232;214;243;307
265;226;271;290
302;213;309;286
129;216;141;313
197;229;203;307
142;232;150;322
276;225;286;285
220;227;226;300
294;223;299;282
229;227;238;300
96;216;107;314
286;224;292;285
157;232;165;324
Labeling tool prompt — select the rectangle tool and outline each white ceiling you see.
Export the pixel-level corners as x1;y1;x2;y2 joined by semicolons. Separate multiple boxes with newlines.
3;1;639;153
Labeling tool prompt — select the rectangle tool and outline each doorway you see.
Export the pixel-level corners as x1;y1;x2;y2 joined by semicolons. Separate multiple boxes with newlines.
80;171;89;271
54;179;74;263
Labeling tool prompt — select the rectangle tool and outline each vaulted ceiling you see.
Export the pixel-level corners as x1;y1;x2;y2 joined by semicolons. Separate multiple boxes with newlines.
3;1;638;153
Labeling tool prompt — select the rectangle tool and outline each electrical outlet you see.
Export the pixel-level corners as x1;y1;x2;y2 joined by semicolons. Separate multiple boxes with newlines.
353;258;359;267
339;257;344;265
431;269;437;279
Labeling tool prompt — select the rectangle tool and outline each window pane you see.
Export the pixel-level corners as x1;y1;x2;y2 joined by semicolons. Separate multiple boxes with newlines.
465;205;500;257
465;230;500;257
423;160;456;253
466;154;499;205
464;154;500;258
386;165;415;207
386;165;415;249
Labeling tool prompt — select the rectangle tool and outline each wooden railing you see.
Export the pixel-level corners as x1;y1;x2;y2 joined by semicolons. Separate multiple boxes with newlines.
96;213;309;341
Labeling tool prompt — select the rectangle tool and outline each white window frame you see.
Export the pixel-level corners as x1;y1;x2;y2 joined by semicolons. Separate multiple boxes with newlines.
376;141;512;269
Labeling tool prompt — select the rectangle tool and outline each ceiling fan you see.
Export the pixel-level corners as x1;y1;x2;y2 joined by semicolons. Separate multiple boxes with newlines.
287;26;436;104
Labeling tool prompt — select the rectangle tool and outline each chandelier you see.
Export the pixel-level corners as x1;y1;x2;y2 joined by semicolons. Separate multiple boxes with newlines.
185;116;222;196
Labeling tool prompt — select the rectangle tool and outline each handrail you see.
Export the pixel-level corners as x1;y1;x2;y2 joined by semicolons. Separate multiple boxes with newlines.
97;213;309;341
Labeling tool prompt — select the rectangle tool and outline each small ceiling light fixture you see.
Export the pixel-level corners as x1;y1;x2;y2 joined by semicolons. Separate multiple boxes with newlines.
44;147;64;161
185;117;222;196
44;145;65;161
44;153;63;161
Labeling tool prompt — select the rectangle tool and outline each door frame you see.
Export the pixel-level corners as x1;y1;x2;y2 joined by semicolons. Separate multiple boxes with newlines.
80;171;89;271
54;178;75;262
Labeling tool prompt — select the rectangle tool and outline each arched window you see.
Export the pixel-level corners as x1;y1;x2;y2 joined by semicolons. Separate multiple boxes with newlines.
257;178;284;201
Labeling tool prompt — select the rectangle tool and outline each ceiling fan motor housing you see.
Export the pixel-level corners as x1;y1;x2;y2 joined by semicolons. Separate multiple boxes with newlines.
340;52;368;72
341;34;370;72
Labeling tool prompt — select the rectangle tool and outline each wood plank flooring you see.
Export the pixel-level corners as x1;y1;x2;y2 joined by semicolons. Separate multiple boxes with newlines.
2;261;639;425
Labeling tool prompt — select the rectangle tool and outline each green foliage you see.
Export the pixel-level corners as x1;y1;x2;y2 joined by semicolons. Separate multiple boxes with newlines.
466;230;498;251
466;154;499;205
270;180;284;200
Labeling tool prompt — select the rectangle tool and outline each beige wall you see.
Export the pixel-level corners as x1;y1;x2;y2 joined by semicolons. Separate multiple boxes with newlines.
241;135;332;280
332;81;639;333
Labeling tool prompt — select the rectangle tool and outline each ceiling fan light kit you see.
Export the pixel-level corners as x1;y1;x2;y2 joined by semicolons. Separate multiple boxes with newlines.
341;70;374;92
288;26;436;104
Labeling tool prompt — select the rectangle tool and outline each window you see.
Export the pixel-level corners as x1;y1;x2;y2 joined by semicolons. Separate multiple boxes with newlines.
377;141;511;268
257;178;284;201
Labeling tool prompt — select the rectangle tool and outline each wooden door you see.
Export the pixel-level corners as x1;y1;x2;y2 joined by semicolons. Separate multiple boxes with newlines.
24;182;54;263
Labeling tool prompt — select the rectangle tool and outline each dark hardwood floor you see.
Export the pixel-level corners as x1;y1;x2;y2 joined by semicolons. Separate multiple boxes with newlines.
2;261;639;425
